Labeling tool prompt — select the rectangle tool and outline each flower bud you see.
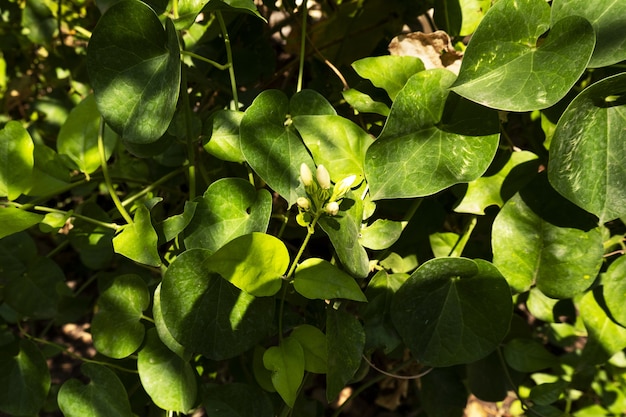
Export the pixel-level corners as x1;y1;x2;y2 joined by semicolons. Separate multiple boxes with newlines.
330;174;357;202
297;197;311;210
300;163;313;187
325;201;339;216
316;165;331;189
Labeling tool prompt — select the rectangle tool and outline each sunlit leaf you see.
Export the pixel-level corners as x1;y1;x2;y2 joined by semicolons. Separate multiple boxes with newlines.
359;219;403;250
0;207;43;239
352;56;424;100
290;325;328;374
112;205;161;267
263;337;305;407
603;256;626;328
0;121;34;200
294;258;367;302
203;110;245;163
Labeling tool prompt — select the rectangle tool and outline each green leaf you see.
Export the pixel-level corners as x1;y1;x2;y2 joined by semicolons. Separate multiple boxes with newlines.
68;202;114;270
91;274;149;359
0;232;36;286
0;207;44;239
492;176;603;297
210;232;289;297
529;379;569;406
26;144;71;196
459;0;491;36
0;340;50;416
152;284;189;359
326;308;365;402
467;351;508;402
290;89;337;117
503;338;558;372
204;383;274;417
183;179;272;254
292;115;373;183
359;219;403;250
253;346;276;393
240;90;316;206
429;232;459;258
365;69;499;200
341;89;390;116
352;56;425;101
548;73;626;224
87;0;181;143
391;257;512;367
203;110;245;163
455;150;539;215
3;257;65;319
290;325;328;374
434;0;462;36
0;121;34;200
294;258;366;302
263;337;305;407
174;0;206;29
138;328;197;412
603;256;626;328
160;201;197;243
318;193;369;278
112;205;161;267
57;95;117;176
160;250;274;360
204;0;267;22
579;288;626;366
451;0;595;111
551;0;626;68
58;363;134;417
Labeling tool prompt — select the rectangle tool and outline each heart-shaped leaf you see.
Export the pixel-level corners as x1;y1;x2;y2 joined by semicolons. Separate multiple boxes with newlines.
548;73;626;224
365;69;499;200
209;232;289;296
290;325;328;374
203;110;245;163
391;257;512;367
352;56;425;100
0;121;34;200
326;308;365;402
0;340;50;416
160;250;274;360
91;274;149;358
58;363;133;417
551;0;626;68
87;0;181;143
240;90;315;206
451;0;595;111
294;258;367;302
112;205;161;267
492;176;603;298
183;179;272;254
263;337;305;407
138;329;197;412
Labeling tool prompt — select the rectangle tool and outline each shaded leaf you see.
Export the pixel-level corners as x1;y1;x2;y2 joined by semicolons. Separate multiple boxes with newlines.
263;337;305;407
87;0;181;143
603;256;626;328
451;0;595;111
294;258;366;302
160;201;198;243
25;144;71;196
204;0;266;22
391;258;512;367
204;383;274;417
503;338;558;372
153;284;189;359
365;69;499;200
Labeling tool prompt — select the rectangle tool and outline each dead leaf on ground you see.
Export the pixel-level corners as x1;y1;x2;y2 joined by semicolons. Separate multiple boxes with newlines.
389;31;463;75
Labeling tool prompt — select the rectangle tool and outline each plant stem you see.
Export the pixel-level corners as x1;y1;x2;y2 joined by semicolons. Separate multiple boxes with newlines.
449;215;477;257
98;119;134;225
180;50;230;70
285;211;321;280
120;164;189;208
5;202;119;230
296;0;308;93
216;11;239;109
180;67;197;200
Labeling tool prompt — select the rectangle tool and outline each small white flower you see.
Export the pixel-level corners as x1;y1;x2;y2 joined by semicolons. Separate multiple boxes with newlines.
297;197;311;210
325;201;339;216
300;163;313;187
331;174;357;201
316;165;331;189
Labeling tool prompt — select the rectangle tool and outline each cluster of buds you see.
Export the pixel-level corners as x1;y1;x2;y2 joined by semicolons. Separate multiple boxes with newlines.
296;163;356;228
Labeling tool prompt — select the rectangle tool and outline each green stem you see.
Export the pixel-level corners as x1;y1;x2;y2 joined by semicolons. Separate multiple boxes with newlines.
98;119;133;225
5;202;119;230
285;211;321;280
216;11;239;109
180;50;230;70
180;67;197;200
296;0;308;93
119;164;189;208
448;215;477;257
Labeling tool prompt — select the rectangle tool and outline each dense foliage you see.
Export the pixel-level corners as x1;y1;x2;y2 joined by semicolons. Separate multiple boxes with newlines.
1;0;626;416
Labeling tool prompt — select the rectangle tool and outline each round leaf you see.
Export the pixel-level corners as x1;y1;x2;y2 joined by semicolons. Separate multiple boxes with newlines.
152;284;189;359
359;219;404;250
365;69;499;200
294;258;367;302
451;0;595;111
160;249;274;360
87;0;181;143
548;73;626;224
91;274;149;359
138;329;197;412
391;257;512;367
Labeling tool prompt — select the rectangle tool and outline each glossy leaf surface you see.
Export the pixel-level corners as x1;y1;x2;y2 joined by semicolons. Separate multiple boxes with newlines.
87;0;180;143
451;0;595;111
391;258;512;367
58;363;133;417
160;250;274;360
138;329;197;412
365;69;499;200
352;56;424;100
91;274;149;359
0;121;34;200
184;179;272;254
548;73;626;223
263;337;304;407
294;258;367;302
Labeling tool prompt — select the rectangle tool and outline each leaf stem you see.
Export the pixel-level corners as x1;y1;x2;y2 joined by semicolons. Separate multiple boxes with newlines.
448;215;477;257
216;11;239;109
285;211;321;280
98;119;134;225
5;202;119;230
296;0;308;93
180;50;230;70
119;165;189;208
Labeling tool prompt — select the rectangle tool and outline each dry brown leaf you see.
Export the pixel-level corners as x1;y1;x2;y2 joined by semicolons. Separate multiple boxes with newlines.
389;31;463;75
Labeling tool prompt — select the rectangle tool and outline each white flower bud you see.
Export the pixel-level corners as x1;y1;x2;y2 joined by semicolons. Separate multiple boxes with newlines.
297;197;311;210
300;163;313;187
316;165;331;189
331;174;357;201
325;201;339;216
